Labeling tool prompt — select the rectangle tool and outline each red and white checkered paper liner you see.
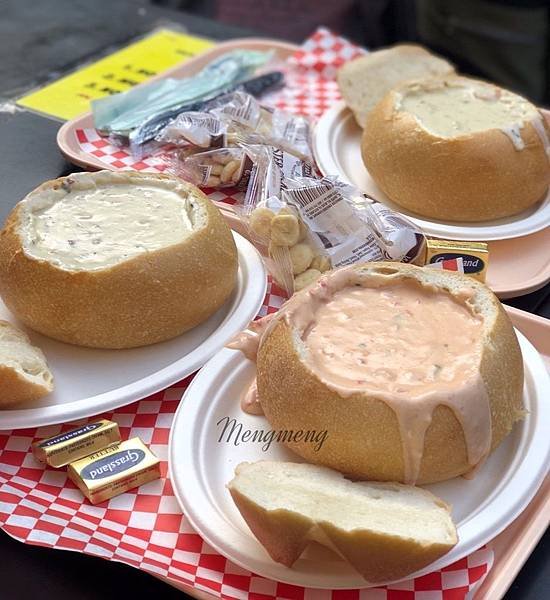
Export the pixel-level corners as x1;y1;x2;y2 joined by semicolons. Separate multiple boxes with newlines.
0;29;494;598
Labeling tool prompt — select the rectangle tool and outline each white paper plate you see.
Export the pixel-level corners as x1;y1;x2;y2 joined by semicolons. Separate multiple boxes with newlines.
313;101;550;241
0;232;266;431
169;333;550;589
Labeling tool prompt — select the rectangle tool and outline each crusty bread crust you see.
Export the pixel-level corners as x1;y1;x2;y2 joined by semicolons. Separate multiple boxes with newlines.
256;262;524;484
0;172;238;349
0;364;52;407
337;44;454;128
230;487;455;583
229;488;313;567
323;522;454;584
0;320;53;406
228;461;458;584
361;77;550;222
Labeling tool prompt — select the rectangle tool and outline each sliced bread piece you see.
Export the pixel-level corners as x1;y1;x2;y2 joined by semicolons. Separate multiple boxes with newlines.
228;461;458;584
337;44;454;128
0;320;53;407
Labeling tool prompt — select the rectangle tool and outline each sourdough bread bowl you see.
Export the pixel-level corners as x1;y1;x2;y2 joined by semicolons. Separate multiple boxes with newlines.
0;171;238;349
0;320;53;406
228;461;457;584
247;262;524;485
337;44;454;129
361;76;550;222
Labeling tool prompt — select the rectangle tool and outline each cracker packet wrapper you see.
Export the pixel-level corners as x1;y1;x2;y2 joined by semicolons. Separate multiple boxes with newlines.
169;147;254;189
235;145;318;292
155;111;228;149
215;92;313;162
239;151;425;294
177;90;314;162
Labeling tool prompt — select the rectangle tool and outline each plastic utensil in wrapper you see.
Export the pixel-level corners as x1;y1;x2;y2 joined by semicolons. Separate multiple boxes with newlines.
170;147;254;189
129;72;284;153
242;169;426;295
93;50;272;139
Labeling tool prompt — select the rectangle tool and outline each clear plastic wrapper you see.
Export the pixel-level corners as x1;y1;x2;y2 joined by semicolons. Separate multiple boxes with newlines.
232;145;318;292
169;147;253;189
243;144;315;207
153;91;313;164
212;91;313;161
155;111;228;149
209;90;262;129
240;168;426;295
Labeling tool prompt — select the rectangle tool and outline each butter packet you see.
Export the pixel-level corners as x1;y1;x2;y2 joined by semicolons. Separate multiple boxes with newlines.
67;437;160;505
424;239;489;282
32;419;120;468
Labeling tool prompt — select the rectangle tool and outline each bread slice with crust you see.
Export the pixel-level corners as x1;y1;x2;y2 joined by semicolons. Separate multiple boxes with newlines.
228;461;458;584
337;44;454;128
0;320;53;407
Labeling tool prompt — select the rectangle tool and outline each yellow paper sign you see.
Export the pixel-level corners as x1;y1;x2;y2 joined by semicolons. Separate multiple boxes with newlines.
17;29;214;121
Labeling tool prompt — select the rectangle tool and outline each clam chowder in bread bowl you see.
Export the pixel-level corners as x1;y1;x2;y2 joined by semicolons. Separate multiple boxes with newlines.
362;76;550;222
229;262;524;485
0;170;238;349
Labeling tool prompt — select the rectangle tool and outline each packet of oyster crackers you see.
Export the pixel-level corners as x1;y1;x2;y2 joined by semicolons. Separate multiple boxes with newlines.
169;147;253;189
242;167;426;295
237;145;319;293
155;111;228;149
284;176;426;267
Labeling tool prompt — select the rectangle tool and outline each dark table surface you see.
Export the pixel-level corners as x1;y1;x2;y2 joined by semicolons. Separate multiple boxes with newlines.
0;1;548;598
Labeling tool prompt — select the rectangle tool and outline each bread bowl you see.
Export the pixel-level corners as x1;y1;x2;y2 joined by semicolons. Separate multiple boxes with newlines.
337;44;454;128
228;461;457;583
0;171;238;349
362;76;550;222
0;320;53;406
230;262;524;485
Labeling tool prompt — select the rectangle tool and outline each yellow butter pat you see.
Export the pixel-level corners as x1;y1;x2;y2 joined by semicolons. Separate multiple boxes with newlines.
425;239;489;282
67;437;161;505
32;419;121;468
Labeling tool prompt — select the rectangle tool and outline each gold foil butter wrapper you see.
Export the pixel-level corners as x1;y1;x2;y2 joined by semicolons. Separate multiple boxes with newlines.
32;419;121;468
67;437;161;505
424;239;489;282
